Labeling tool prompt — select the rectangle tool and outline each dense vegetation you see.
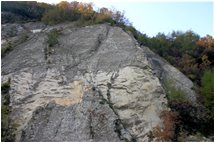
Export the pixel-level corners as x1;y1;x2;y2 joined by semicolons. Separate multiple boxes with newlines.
1;1;214;140
147;32;213;84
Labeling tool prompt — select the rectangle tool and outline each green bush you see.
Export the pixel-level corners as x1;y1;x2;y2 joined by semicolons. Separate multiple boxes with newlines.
201;69;214;117
45;29;61;61
47;29;60;47
164;80;187;102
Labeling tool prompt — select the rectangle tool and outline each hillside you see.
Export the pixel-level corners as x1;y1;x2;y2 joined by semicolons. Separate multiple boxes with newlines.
1;1;214;142
1;21;211;142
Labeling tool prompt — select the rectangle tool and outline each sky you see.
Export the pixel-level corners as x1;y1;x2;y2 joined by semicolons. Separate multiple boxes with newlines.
37;0;214;37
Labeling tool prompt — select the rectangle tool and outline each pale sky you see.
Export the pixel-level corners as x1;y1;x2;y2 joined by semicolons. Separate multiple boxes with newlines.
37;0;214;37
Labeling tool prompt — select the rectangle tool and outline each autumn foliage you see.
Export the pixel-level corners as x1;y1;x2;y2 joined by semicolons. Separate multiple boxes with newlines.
196;35;214;48
41;1;130;27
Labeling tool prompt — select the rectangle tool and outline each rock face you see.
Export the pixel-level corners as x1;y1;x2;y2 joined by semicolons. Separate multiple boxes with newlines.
1;23;196;142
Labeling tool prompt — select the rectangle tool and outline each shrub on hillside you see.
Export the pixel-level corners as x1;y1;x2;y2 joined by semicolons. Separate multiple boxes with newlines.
47;29;61;47
201;69;214;118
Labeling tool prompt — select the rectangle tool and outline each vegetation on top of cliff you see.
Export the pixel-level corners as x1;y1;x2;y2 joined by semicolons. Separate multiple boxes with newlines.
41;1;130;27
1;1;130;27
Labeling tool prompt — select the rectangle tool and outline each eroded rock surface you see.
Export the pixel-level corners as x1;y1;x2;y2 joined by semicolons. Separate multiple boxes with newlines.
1;23;196;142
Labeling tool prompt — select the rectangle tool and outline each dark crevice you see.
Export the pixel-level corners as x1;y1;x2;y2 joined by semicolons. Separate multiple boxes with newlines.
89;112;95;139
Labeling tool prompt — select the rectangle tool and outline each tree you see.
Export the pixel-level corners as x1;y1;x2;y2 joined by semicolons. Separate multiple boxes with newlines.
111;10;130;27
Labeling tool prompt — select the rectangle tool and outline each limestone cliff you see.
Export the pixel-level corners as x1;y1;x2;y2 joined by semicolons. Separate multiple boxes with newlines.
1;23;197;142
